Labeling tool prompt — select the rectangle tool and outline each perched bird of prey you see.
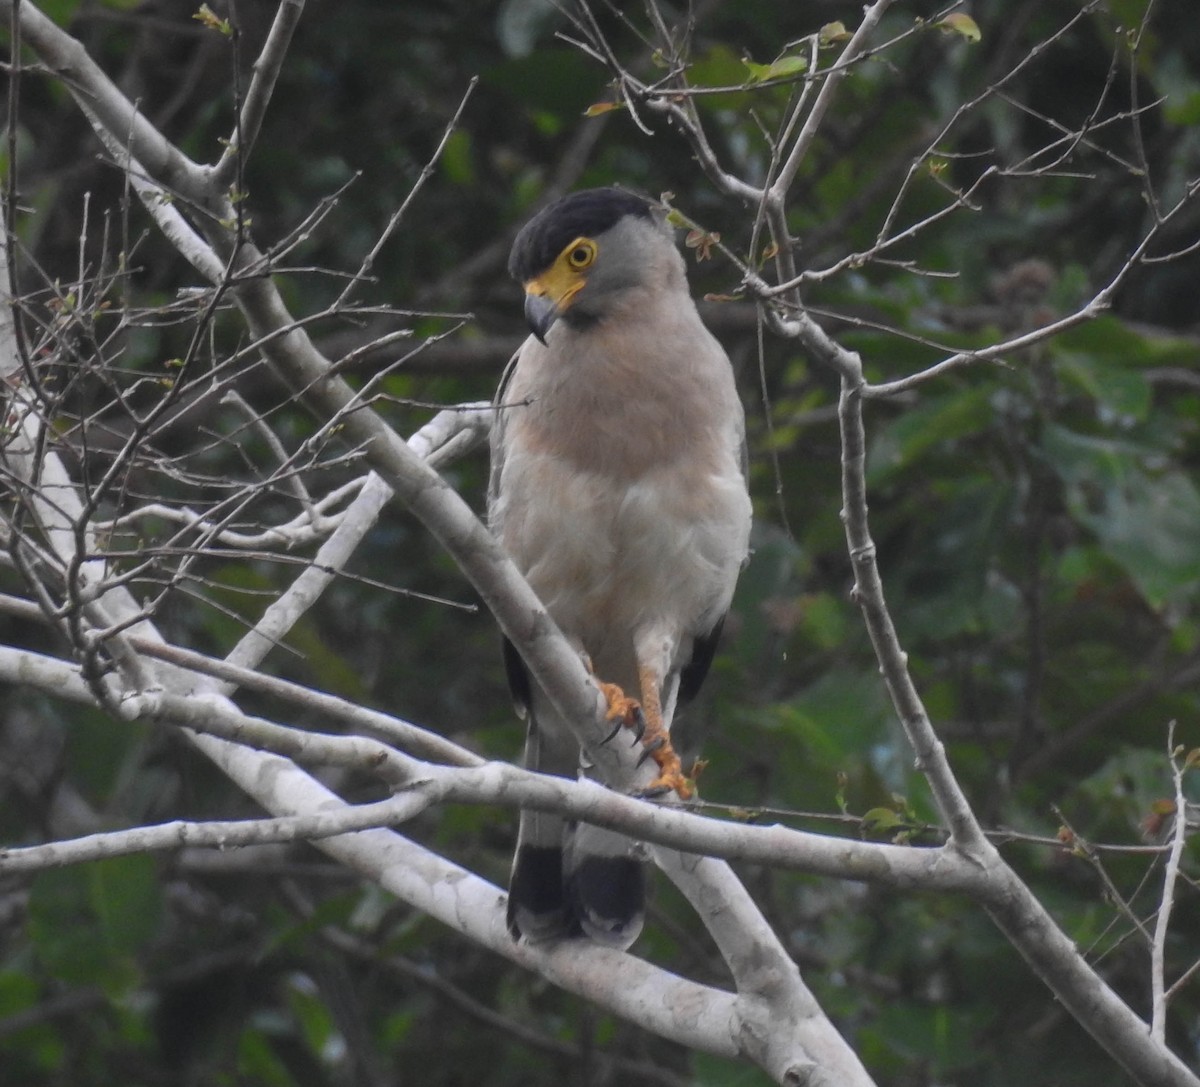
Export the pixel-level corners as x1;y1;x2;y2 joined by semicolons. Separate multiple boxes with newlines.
489;187;751;948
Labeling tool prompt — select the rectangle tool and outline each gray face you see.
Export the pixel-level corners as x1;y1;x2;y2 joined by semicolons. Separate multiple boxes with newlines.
564;214;672;326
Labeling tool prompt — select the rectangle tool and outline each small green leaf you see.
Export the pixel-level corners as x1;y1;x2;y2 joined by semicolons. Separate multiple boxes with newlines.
835;771;849;815
768;54;808;79
742;53;808;84
861;807;906;832
193;3;232;34
937;12;982;42
819;21;851;47
741;59;771;83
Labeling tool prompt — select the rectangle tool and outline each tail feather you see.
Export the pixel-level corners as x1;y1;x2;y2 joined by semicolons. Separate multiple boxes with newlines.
566;824;645;949
508;840;569;941
507;708;572;941
506;702;646;949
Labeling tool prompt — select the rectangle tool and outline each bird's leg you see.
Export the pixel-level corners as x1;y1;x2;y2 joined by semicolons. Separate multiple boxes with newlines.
587;658;690;797
631;663;693;799
580;653;644;744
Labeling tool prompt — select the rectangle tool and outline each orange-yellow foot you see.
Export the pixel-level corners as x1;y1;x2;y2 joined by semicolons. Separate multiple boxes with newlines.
638;740;693;800
597;680;645;742
595;680;693;799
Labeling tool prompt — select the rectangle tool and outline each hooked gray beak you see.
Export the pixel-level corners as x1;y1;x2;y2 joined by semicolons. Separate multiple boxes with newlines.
524;292;560;344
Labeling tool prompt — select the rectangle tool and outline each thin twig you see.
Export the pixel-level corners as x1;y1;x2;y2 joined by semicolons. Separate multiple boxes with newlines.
1151;724;1189;1043
335;76;479;309
213;0;306;187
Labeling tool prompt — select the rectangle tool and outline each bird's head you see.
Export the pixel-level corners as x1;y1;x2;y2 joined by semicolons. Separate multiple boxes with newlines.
508;188;671;343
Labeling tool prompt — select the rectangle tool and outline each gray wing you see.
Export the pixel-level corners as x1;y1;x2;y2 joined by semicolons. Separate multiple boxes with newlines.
489;344;535;715
486;345;524;526
678;343;750;705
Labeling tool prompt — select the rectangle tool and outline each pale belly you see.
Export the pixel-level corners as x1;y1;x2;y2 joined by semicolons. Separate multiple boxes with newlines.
493;447;750;671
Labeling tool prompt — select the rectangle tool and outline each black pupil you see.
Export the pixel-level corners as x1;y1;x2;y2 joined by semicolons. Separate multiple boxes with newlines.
571;247;589;264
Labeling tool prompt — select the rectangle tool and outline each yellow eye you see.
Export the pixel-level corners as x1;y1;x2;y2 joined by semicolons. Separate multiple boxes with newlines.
563;238;597;269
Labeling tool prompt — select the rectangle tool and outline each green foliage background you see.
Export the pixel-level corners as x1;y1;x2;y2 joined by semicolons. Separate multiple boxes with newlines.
1;1;1200;1085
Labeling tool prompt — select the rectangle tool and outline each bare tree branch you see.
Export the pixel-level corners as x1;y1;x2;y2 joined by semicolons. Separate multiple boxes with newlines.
1152;727;1192;1043
213;0;306;187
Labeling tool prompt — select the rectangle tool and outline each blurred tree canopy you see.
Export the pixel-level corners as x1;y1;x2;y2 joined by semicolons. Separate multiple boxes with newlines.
1;1;1200;1085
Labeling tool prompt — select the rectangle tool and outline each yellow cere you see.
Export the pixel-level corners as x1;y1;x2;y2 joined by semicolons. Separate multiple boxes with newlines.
524;236;597;312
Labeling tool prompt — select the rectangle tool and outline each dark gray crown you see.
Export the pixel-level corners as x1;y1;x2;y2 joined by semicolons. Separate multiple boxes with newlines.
508;188;655;282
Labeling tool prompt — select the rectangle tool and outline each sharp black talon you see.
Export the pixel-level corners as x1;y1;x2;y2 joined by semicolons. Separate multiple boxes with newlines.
627;708;646;744
636;742;664;768
600;719;623;745
632;783;672;799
